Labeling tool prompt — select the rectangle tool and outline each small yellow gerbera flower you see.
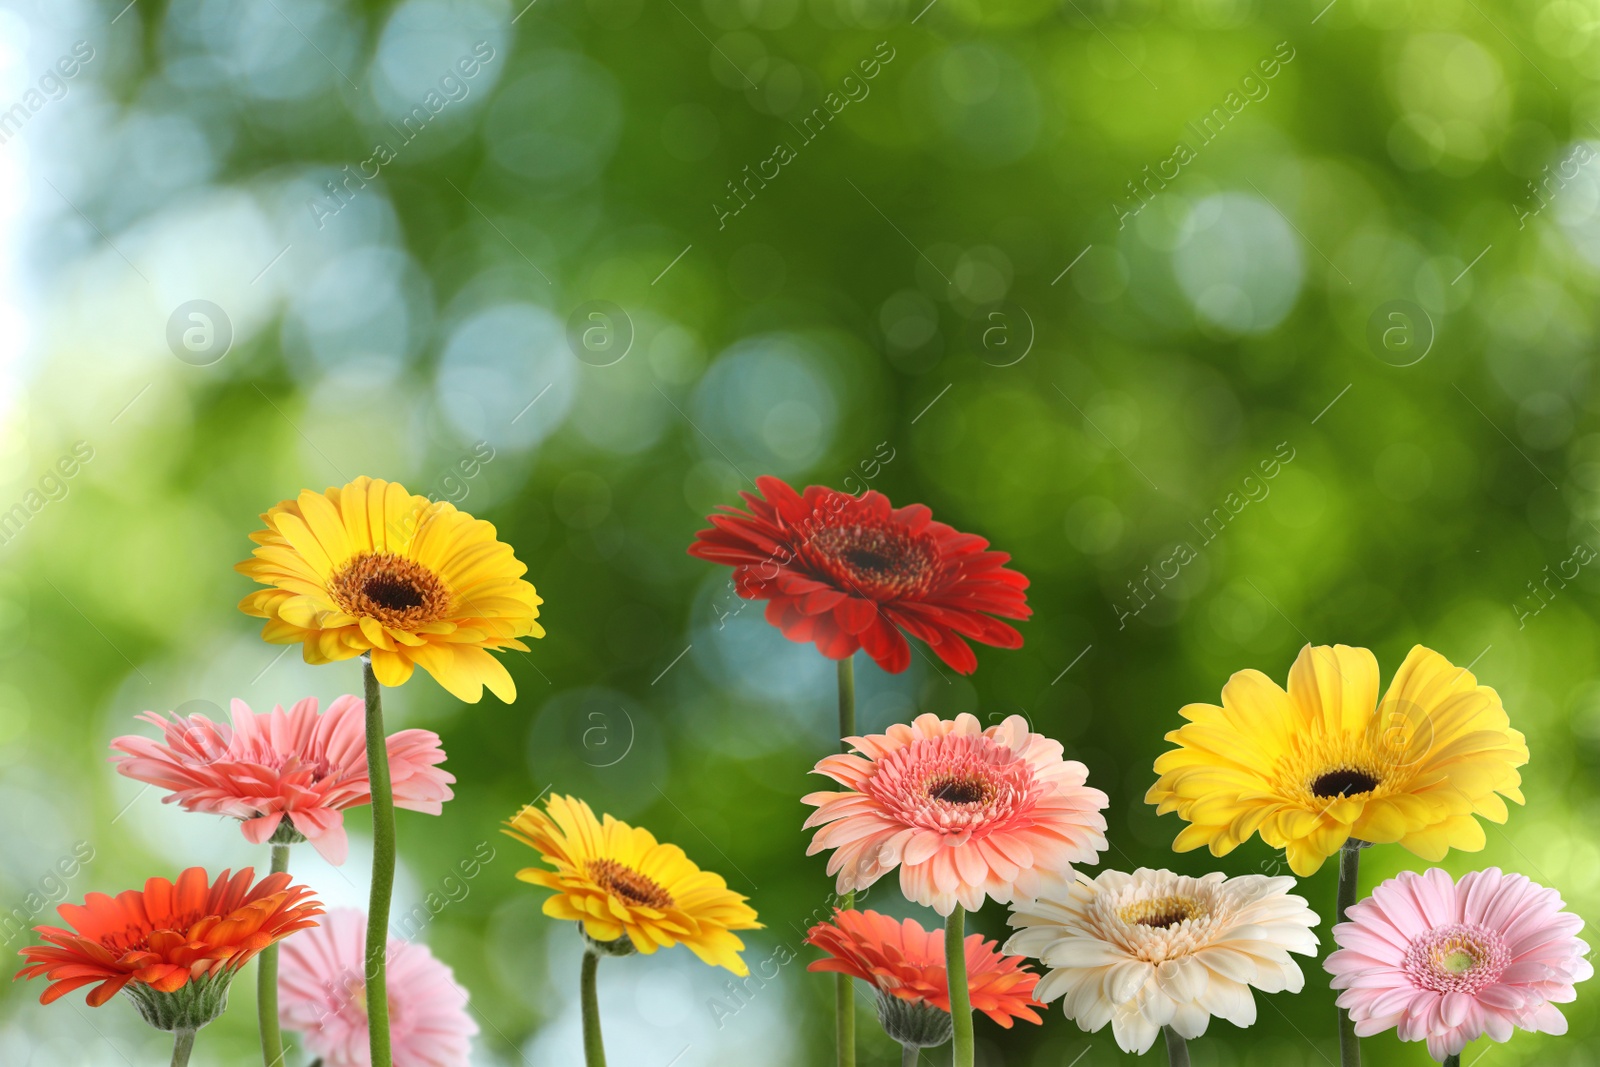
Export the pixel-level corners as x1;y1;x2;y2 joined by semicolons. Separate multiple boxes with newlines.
1146;644;1528;877
236;476;543;703
504;795;762;975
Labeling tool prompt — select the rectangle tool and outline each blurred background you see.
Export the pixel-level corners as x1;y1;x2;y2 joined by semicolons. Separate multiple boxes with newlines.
0;0;1597;1064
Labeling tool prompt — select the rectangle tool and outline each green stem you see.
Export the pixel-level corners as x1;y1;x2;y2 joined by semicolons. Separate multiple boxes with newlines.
837;654;856;745
1443;1056;1460;1067
581;950;607;1067
835;655;856;1067
257;842;292;1067
1336;842;1363;1067
1163;1025;1191;1067
363;657;396;1067
901;1043;918;1067
170;1029;196;1067
946;905;973;1067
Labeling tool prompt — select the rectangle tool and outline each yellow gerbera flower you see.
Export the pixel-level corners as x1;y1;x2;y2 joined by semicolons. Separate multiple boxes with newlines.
236;476;543;703
1146;644;1528;877
504;795;762;975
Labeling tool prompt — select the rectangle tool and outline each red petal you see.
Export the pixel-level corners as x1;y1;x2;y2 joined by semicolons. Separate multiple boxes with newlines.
800;588;847;615
833;598;877;636
928;631;978;673
859;617;911;674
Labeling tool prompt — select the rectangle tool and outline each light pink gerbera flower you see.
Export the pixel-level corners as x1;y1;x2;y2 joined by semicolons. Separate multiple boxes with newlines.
278;908;477;1067
1325;868;1592;1061
110;696;455;864
802;713;1109;915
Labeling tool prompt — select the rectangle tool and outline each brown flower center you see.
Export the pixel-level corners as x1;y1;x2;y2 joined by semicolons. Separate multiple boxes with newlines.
1310;768;1382;799
927;773;992;805
807;522;938;600
588;859;674;910
329;552;452;630
1120;895;1202;930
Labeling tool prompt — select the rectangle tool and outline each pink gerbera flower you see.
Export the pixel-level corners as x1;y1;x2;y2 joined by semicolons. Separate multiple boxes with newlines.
803;713;1109;915
110;696;455;864
278;908;477;1067
1325;867;1592;1061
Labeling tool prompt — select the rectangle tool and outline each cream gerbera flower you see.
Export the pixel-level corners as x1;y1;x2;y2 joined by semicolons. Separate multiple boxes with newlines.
1146;644;1528;876
504;795;763;975
237;476;543;703
1005;868;1320;1054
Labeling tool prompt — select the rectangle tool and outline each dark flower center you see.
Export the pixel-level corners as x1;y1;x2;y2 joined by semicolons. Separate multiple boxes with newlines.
329;552;452;629
364;575;425;611
808;522;938;600
1310;768;1381;798
927;773;991;805
588;858;674;910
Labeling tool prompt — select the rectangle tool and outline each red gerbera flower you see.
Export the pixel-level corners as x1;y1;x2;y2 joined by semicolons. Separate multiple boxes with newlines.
16;867;322;1022
807;909;1043;1029
688;476;1030;673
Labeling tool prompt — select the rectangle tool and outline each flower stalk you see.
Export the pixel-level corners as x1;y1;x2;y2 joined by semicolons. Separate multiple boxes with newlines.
1162;1025;1191;1067
171;1029;196;1067
581;949;607;1067
257;841;292;1067
1336;840;1364;1067
363;657;396;1067
836;655;857;1067
945;904;973;1067
900;1045;918;1067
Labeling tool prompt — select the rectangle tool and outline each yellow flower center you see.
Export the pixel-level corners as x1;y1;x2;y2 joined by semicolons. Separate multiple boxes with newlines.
330;552;452;629
1119;895;1203;930
1268;728;1402;809
588;858;674;910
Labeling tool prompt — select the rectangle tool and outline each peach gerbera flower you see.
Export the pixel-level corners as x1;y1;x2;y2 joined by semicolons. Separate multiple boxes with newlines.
807;909;1042;1029
236;476;543;703
279;908;477;1067
1005;868;1320;1054
110;695;455;865
1325;868;1591;1061
802;713;1109;915
16;867;322;1030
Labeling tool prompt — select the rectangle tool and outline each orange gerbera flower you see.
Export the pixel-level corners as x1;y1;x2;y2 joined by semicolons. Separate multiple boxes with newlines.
808;909;1043;1029
236;476;543;703
16;867;322;1030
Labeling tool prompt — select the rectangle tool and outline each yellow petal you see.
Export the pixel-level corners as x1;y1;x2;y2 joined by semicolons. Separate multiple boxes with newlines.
1287;643;1380;734
369;648;415;687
